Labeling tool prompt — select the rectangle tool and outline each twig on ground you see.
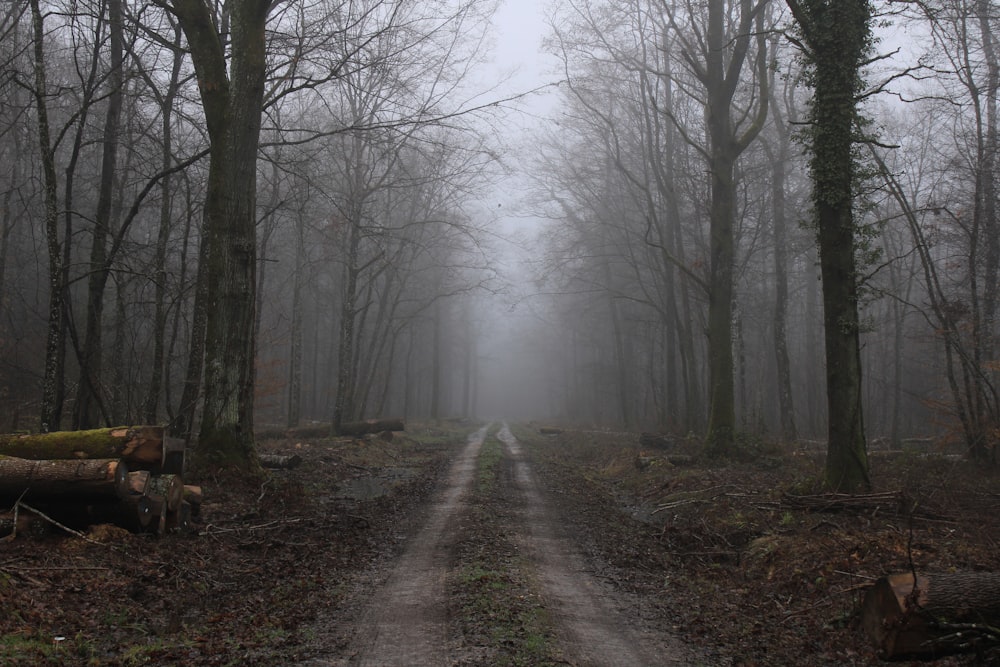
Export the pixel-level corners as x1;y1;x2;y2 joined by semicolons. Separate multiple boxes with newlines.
15;500;101;545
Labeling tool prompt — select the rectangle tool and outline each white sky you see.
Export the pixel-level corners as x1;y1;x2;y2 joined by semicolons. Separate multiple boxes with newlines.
488;0;561;120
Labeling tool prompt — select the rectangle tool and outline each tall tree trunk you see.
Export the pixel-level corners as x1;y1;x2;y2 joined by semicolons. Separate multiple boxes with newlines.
144;22;183;425
171;0;270;470
110;278;128;423
333;209;361;432
30;0;65;433
785;0;871;491
168;187;205;442
75;0;124;429
969;0;1000;459
430;299;443;422
701;0;769;455
287;208;305;429
766;88;798;442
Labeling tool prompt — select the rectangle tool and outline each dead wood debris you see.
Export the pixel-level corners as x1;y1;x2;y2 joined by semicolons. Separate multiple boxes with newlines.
780;491;953;521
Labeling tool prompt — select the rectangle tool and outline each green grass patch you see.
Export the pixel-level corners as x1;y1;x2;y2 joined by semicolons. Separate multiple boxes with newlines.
475;435;503;493
447;431;561;666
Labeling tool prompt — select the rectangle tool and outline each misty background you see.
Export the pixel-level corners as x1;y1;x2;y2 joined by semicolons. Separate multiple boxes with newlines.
0;0;995;452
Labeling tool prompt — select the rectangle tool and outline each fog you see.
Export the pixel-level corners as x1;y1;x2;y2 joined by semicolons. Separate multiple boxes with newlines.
0;0;995;454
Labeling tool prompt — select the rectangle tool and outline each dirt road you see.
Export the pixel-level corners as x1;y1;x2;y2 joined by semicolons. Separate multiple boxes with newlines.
310;423;693;666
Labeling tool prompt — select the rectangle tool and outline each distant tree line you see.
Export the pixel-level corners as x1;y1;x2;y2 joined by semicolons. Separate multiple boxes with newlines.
0;0;503;470
530;0;999;489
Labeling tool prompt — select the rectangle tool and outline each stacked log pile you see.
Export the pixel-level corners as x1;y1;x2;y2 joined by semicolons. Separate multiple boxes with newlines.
0;426;199;538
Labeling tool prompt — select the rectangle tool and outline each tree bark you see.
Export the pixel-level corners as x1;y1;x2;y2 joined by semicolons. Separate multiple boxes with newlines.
169;0;271;471
0;426;177;470
73;0;124;429
785;0;871;491
0;457;127;501
30;0;66;433
147;473;184;513
144;22;185;425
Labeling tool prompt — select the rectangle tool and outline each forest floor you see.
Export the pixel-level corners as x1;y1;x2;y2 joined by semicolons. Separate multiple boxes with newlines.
1;421;999;666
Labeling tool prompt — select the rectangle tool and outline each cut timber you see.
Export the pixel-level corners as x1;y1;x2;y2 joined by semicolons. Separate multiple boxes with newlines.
639;432;675;450
183;485;202;517
337;419;404;437
0;457;128;501
0;426;179;472
0;509;49;538
183;484;203;506
862;571;1000;660
90;495;152;532
126;471;151;496
259;453;302;469
165;501;191;533
538;427;563;436
147;473;183;512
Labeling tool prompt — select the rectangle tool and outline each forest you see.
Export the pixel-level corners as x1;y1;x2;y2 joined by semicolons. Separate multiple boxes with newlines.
0;0;997;487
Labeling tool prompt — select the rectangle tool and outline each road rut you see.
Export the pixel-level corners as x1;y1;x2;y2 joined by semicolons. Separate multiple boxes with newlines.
310;423;691;666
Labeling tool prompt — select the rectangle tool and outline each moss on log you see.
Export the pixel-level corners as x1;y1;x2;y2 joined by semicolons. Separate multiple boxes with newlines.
0;426;169;469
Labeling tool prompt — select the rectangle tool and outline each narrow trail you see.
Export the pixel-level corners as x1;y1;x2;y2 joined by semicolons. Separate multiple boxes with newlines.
497;423;687;666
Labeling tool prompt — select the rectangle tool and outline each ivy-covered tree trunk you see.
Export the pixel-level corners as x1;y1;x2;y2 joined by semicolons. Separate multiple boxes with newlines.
785;0;871;491
168;0;270;472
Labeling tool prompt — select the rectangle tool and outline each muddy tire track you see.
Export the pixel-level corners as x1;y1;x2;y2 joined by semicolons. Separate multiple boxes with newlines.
305;423;695;666
334;426;488;666
497;423;691;666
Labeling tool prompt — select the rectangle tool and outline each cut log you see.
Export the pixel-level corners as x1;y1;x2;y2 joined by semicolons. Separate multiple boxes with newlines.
165;501;191;533
538;427;563;436
666;454;694;466
160;436;186;475
639;432;675;450
183;485;202;518
862;571;1000;659
0;426;179;471
259;453;302;469
147;473;183;512
183;484;203;506
125;470;151;497
0;509;49;538
0;457;128;501
89;495;152;533
337;419;405;437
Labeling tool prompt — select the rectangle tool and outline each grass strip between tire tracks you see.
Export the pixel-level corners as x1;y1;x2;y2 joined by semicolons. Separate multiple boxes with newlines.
448;429;562;666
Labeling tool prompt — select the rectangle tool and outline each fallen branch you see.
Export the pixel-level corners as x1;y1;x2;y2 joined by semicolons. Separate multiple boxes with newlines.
781;491;951;520
14;500;101;545
200;517;306;535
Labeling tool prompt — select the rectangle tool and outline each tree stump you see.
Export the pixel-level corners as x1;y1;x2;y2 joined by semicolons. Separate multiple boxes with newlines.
862;571;1000;659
